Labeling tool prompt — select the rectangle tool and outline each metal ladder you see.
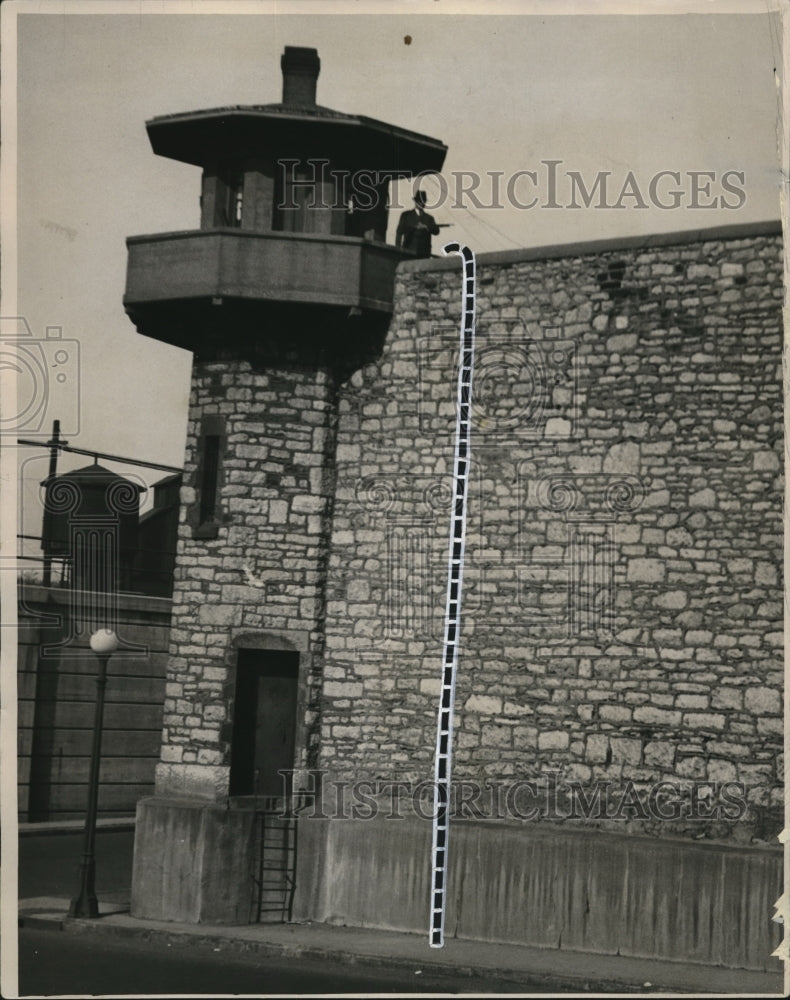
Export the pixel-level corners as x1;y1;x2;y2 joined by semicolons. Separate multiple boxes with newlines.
252;796;297;923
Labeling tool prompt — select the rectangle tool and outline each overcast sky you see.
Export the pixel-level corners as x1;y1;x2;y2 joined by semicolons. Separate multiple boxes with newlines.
4;0;785;534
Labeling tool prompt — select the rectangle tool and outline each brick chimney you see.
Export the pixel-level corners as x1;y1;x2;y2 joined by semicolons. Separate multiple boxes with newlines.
281;46;320;107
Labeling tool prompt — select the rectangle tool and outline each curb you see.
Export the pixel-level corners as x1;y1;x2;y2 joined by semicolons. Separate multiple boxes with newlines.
22;916;655;993
17;909;758;995
18;818;136;836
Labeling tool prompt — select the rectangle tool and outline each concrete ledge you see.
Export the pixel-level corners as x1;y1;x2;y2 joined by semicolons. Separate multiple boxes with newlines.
18;583;173;617
397;218;783;272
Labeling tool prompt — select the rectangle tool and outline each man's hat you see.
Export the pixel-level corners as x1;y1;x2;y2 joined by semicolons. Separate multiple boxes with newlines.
413;190;428;206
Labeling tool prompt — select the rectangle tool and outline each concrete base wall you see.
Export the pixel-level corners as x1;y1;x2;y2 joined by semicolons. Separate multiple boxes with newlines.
130;796;782;970
131;797;255;924
292;816;783;972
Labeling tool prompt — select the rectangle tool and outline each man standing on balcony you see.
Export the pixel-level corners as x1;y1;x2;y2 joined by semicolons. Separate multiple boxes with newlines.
396;190;441;258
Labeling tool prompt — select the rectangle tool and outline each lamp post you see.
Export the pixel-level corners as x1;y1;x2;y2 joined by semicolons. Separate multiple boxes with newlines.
69;628;119;918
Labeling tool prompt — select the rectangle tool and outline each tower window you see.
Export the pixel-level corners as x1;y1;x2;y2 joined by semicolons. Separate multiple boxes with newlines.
193;415;225;538
217;168;244;227
199;435;221;523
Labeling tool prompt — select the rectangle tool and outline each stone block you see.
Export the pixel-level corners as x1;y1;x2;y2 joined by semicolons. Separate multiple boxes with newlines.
685;630;713;646
465;694;503;715
682;712;726;731
336;443;361;463
643;741;675;767
744;686;781;715
606;332;638;353
633;706;681;726
585;733;609;764
483;725;513;748
753;451;780;471
689;488;717;508
513;725;538;747
675;694;708;710
609;736;642;765
599;704;632;724
292;494;325;514
346;579;370;601
564;763;593;782
666;527;694;547
655;590;688;610
567;455;603;474
707;759;738;782
221;584;266;603
269;500;289;523
642;489;671;508
154;762;229;801
325;681;364;699
503;700;531;716
677;756;707;778
198;604;241;626
711;687;743;710
755;562;778;585
687;263;718;280
545;417;572;437
603;441;640;474
756;716;782;737
627;558;666;583
756;601;781;618
538;729;569;750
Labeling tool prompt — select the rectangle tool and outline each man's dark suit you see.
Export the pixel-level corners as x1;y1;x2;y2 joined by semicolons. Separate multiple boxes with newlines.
396;207;440;258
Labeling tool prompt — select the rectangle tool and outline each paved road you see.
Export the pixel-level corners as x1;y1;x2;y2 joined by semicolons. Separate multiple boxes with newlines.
19;927;545;995
17;830;552;994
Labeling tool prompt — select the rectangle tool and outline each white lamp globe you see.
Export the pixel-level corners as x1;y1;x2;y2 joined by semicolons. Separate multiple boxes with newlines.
90;629;119;655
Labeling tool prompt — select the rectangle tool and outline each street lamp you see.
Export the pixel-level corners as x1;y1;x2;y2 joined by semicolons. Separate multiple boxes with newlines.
69;628;119;918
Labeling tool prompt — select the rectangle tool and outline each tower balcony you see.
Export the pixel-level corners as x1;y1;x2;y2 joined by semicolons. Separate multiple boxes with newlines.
123;228;412;362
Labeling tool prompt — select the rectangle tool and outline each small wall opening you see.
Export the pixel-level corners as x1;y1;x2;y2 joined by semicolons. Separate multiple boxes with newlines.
229;648;299;798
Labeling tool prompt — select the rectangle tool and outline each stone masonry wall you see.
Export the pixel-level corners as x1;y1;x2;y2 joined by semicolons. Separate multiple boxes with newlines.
321;224;783;839
155;360;337;800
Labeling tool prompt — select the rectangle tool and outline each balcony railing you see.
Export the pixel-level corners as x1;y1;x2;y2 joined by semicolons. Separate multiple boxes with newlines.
124;228;411;316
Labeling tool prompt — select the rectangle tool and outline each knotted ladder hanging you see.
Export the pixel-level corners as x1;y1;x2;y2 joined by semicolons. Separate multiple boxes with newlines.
429;242;476;948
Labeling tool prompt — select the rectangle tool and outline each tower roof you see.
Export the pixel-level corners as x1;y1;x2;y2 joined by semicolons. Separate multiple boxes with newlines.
145;47;447;175
41;462;146;488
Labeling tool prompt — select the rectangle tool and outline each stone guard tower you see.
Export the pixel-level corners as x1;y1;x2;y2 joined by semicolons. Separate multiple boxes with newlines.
125;47;446;923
